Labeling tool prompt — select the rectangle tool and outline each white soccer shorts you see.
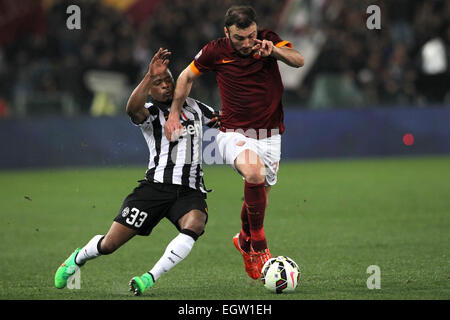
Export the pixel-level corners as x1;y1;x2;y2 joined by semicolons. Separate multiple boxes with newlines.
215;131;281;186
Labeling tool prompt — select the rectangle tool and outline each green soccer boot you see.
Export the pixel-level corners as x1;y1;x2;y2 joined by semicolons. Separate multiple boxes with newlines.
129;272;155;296
54;248;84;289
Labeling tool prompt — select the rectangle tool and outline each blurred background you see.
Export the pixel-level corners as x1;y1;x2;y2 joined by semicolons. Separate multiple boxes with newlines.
0;0;449;168
2;1;449;302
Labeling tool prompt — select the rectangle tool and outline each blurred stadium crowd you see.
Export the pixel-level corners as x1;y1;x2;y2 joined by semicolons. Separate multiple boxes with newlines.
0;0;448;117
297;0;449;108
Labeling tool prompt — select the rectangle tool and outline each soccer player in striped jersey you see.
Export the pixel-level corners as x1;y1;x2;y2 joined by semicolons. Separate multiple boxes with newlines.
54;48;220;296
165;6;304;280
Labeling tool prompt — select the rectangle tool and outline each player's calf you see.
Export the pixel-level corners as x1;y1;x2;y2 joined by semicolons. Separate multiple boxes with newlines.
131;230;199;295
243;180;268;251
98;222;138;255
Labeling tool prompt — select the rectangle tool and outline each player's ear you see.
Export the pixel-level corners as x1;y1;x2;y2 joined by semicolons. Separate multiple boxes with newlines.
224;27;229;38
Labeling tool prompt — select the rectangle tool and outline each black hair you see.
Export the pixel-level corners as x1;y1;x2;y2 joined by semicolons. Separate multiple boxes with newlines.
224;5;257;29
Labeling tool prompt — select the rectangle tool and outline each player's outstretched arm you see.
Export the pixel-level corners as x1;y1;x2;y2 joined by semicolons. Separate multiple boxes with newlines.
273;45;304;68
126;74;152;125
253;39;304;68
165;66;199;141
126;48;171;124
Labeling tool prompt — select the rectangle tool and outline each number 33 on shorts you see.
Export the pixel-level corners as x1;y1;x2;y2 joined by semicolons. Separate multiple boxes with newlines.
125;208;148;228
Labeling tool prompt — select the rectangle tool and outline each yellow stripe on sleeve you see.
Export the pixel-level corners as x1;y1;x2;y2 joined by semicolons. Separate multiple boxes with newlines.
189;61;203;76
275;40;293;48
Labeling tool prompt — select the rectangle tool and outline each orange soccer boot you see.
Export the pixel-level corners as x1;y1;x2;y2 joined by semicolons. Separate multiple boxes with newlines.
252;248;272;276
233;233;260;280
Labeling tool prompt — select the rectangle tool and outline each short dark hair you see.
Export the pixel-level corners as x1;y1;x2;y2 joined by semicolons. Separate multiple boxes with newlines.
224;5;257;29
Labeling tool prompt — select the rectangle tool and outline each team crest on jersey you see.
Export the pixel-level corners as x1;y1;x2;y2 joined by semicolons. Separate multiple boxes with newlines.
122;207;130;217
183;105;196;114
181;112;189;121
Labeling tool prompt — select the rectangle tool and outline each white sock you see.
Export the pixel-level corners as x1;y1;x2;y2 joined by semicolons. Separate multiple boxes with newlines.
75;235;104;265
149;233;196;281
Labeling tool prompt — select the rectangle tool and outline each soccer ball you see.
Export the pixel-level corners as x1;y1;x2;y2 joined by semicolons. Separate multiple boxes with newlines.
260;256;300;293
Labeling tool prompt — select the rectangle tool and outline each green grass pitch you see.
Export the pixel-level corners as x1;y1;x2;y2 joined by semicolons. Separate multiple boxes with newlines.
0;156;449;300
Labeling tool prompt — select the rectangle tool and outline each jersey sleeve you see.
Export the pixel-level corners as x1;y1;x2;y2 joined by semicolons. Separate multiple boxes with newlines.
190;41;217;76
136;102;158;131
261;29;293;49
195;99;219;126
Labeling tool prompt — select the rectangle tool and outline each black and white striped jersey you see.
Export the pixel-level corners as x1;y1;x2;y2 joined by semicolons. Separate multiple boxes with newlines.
138;96;217;193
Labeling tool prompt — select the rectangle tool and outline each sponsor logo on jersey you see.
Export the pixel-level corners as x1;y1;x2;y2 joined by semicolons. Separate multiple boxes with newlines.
122;207;130;217
221;59;235;63
181;122;201;138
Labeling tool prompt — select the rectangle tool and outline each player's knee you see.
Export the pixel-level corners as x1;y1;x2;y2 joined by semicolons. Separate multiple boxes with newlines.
179;210;207;238
245;173;265;184
242;165;266;184
235;152;266;184
186;219;206;237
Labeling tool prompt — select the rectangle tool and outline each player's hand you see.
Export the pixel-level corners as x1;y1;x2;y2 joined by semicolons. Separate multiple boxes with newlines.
164;115;184;141
206;111;222;128
148;48;171;76
252;39;274;57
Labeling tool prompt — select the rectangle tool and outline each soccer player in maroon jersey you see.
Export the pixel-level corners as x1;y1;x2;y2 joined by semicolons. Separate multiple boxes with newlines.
165;5;304;279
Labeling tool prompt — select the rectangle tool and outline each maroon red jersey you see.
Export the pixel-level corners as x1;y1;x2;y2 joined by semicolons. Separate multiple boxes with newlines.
190;29;292;137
